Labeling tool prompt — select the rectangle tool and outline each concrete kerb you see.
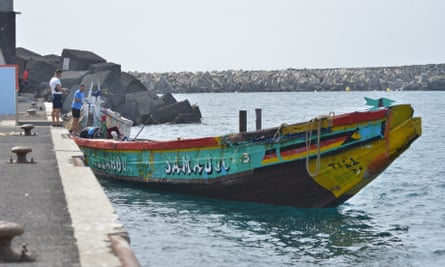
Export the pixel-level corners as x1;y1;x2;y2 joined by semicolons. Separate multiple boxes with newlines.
46;103;139;266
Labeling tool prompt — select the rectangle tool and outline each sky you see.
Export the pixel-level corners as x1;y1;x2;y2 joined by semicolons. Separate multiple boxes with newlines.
13;0;445;72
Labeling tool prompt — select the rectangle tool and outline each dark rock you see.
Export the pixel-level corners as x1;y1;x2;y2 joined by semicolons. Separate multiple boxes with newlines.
41;54;61;66
191;104;202;118
427;74;445;90
15;47;41;72
106;94;126;108
151;100;195;124
13;47;202;125
160;93;177;105
89;62;121;74
123;91;163;124
62;88;76;112
60;70;90;90
154;75;174;92
113;100;140;125
16;47;41;59
81;70;124;95
26;58;58;85
173;113;201;123
121;72;148;93
61;48;106;71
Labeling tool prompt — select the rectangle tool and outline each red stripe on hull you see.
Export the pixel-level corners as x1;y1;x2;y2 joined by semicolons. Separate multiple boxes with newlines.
333;109;387;126
263;135;348;160
74;136;219;150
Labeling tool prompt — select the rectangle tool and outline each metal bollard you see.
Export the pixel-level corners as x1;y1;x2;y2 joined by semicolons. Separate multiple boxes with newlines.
0;221;23;262
0;221;34;262
21;124;35;136
10;146;34;163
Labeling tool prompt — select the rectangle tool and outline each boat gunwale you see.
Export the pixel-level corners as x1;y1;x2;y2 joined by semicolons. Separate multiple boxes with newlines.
74;108;389;151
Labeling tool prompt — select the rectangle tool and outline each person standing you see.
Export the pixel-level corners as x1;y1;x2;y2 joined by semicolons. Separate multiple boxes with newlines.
71;84;86;135
49;70;64;126
22;68;29;85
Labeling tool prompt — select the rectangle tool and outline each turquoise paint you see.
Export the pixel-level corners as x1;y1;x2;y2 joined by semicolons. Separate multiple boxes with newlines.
83;119;386;181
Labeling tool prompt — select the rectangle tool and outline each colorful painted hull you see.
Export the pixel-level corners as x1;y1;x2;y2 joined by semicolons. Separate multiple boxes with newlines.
74;102;421;208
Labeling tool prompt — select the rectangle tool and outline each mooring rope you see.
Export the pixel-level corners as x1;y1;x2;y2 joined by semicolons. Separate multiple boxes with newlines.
305;117;322;177
272;123;287;143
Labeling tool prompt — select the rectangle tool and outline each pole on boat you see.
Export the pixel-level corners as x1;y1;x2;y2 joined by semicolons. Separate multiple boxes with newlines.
134;125;145;140
255;108;262;130
239;110;247;133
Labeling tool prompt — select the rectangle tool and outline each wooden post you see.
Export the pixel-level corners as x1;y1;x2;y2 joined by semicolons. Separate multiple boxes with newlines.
239;110;247;133
255;108;262;130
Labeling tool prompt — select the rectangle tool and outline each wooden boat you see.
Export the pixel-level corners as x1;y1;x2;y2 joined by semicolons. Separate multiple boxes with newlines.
74;98;421;208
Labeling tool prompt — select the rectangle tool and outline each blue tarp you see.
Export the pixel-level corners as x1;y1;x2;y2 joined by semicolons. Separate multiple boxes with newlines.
0;65;17;115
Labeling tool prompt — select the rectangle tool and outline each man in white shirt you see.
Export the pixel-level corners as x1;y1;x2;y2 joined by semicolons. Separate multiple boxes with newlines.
49;69;65;126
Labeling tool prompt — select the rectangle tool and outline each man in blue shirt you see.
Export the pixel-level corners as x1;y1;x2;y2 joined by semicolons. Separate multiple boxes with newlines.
71;84;86;135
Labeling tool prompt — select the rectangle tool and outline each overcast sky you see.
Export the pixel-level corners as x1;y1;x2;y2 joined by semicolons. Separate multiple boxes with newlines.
13;0;445;72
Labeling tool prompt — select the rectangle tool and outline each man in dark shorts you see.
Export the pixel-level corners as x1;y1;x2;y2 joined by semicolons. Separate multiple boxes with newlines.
49;70;65;126
71;84;86;135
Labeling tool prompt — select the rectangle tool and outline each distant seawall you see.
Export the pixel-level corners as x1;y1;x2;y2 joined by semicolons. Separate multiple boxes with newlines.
129;64;445;93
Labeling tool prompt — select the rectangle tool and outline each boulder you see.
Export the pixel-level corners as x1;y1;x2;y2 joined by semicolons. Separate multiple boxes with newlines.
26;58;58;85
15;47;41;72
154;75;174;92
16;47;41;59
106;94;126;108
173;113;201;123
121;72;148;93
81;70;125;95
62;87;76;113
60;70;90;90
151;100;196;124
114;100;140;125
427;74;445;90
160;92;177;105
13;47;203;125
122;91;163;124
61;48;106;71
41;54;61;66
89;62;121;74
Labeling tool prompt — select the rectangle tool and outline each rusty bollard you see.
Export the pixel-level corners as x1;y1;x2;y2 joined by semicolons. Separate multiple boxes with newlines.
0;221;23;262
10;146;34;163
21;124;35;136
0;221;34;262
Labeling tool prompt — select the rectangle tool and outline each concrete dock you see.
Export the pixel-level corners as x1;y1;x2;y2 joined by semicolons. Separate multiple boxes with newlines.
0;95;139;266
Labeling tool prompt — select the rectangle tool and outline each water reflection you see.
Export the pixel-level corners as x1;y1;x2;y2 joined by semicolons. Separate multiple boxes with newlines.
99;178;405;266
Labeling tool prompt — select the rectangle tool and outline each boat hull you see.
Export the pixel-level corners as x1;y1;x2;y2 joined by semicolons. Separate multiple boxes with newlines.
75;103;421;208
95;159;335;208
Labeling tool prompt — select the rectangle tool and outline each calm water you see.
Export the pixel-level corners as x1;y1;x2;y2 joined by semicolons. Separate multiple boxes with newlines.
100;91;445;267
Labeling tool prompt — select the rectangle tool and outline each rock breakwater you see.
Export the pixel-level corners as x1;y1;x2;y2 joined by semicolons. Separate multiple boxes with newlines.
130;64;445;93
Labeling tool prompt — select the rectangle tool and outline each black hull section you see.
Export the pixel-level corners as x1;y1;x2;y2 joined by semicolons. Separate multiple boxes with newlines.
96;160;337;208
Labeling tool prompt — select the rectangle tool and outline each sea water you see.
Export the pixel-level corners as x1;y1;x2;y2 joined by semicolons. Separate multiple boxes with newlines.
100;91;445;266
